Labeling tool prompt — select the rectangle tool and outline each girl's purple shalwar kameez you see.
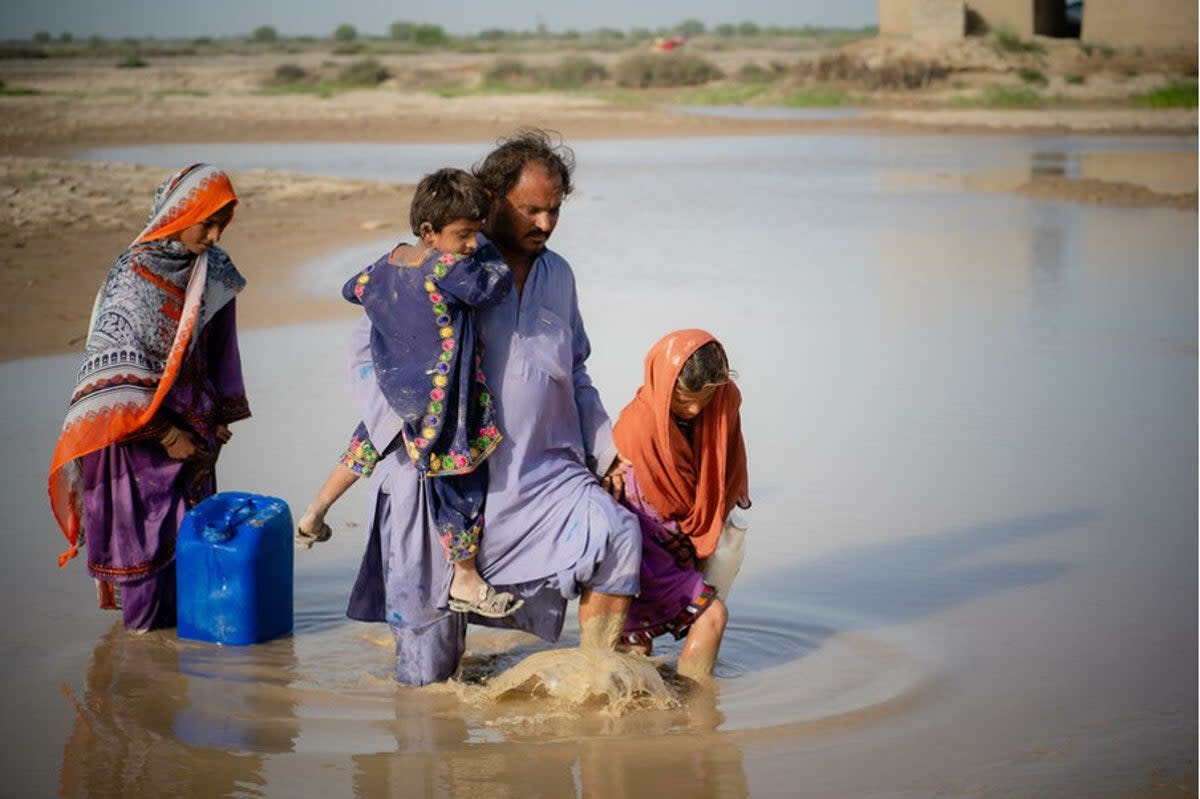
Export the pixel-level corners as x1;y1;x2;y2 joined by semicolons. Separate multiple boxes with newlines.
346;245;642;686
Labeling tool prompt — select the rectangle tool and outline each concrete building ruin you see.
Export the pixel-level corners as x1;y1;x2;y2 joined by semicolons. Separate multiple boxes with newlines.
878;0;1198;50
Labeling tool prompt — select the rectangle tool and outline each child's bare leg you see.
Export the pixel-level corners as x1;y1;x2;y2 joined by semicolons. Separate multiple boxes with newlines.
617;638;653;657
676;597;728;680
446;553;523;618
448;555;488;600
297;465;357;544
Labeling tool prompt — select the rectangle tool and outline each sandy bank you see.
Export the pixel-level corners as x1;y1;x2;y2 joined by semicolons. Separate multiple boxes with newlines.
0;57;1194;362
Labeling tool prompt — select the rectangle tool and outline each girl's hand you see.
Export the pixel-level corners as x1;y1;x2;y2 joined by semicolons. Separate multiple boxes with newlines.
215;424;232;444
600;454;631;501
161;426;199;460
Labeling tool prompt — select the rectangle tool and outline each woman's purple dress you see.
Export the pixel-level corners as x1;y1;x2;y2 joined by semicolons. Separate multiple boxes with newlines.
80;302;248;631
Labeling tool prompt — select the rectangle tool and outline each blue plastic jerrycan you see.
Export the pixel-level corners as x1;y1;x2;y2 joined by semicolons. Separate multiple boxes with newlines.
177;491;294;646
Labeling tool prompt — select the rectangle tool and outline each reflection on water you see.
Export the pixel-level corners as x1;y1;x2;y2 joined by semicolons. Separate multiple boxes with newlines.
1030;150;1076;179
59;625;300;798
6;131;1192;797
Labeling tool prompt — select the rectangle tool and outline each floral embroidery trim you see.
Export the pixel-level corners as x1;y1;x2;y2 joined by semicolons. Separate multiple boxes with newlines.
439;516;482;562
415;252;463;451
339;430;381;477
388;250;505;476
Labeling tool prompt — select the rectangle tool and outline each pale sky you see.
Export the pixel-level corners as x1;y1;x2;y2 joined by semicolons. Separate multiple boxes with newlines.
0;0;878;40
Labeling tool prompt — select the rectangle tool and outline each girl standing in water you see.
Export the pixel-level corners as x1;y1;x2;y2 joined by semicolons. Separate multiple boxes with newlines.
611;329;750;679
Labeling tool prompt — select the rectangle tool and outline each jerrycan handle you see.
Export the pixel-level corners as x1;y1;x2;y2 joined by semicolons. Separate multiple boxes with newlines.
202;496;257;543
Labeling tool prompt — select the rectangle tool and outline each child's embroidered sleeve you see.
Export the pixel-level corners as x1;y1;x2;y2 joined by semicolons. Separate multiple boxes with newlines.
338;421;381;477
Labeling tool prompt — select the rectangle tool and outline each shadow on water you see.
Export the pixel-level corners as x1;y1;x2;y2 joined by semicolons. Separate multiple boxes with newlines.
726;509;1090;675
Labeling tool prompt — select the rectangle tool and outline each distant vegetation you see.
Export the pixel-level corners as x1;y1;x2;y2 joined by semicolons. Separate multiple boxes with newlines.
0;79;39;96
1132;80;1198;108
613;52;724;88
261;57;391;96
3;20;876;60
3;18;1194;112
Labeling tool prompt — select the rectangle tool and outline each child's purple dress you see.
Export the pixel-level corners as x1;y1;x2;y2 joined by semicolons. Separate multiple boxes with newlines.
340;242;511;562
620;465;716;647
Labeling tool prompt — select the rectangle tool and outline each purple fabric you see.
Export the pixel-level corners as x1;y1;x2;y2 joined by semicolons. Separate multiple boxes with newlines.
118;567;177;631
619;466;713;642
80;302;248;631
341;242;510;474
340;242;511;560
346;245;642;685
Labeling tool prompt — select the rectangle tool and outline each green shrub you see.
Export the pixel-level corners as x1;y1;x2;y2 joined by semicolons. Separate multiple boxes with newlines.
613;51;723;88
992;28;1045;54
0;80;40;96
799;52;948;89
411;24;448;46
271;62;310;84
543;55;607;89
1018;68;1048;85
338;57;389;86
252;25;278;43
116;55;148;68
736;63;781;83
677;84;768;104
1133;81;1198;108
484;58;539;88
781;88;853;107
333;24;358;42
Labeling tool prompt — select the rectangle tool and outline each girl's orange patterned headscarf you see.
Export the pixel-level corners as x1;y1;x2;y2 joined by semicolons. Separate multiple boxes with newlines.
613;329;749;559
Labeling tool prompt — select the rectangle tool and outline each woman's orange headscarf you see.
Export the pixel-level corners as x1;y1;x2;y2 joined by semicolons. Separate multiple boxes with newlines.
612;329;749;559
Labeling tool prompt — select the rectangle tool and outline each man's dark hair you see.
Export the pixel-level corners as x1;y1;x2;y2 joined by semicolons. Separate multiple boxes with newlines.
472;128;575;199
677;342;732;392
409;168;490;236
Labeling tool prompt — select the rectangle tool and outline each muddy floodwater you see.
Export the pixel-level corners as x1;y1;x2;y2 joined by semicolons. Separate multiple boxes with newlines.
3;132;1194;797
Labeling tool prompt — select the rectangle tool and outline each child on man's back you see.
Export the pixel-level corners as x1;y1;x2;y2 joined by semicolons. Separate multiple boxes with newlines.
297;168;523;619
